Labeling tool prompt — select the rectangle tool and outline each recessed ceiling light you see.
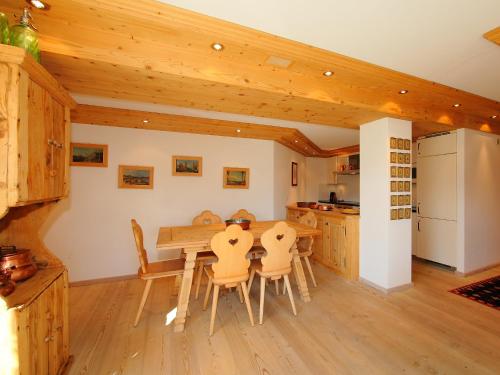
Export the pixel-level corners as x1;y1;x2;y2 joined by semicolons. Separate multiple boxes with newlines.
27;0;49;9
294;140;298;143
399;89;408;94
491;115;497;119
453;103;461;108
211;42;224;51
143;119;149;124
236;129;241;133
323;71;334;77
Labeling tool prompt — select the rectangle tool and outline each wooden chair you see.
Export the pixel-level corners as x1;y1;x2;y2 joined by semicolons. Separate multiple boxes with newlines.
297;212;318;287
202;224;255;335
230;209;257;222
192;210;222;299
248;221;297;324
131;219;185;327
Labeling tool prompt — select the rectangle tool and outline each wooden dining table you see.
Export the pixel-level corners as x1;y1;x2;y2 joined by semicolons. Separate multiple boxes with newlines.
156;220;322;332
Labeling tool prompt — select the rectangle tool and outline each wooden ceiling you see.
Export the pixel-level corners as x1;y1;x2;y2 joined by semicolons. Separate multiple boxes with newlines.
2;0;499;139
484;27;500;46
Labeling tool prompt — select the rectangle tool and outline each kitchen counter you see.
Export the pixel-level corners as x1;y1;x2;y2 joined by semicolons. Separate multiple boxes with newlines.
287;205;360;220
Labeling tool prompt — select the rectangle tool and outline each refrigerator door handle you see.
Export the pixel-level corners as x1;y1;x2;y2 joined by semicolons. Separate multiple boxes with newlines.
417;203;420;215
418;220;420;232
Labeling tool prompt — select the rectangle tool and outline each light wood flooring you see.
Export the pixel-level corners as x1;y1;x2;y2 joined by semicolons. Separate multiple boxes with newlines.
68;260;500;374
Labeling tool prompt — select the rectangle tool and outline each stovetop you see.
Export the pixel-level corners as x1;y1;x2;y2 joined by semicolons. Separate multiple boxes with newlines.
318;200;360;207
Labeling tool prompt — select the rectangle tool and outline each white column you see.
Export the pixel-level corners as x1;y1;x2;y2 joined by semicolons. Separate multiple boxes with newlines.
360;118;412;291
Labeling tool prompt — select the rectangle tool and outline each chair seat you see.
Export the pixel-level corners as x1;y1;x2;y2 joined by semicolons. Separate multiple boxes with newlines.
250;259;292;278
298;249;312;257
139;258;185;280
204;266;249;286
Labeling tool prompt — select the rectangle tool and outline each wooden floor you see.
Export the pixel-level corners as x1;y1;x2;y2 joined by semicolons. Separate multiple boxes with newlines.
68;261;500;375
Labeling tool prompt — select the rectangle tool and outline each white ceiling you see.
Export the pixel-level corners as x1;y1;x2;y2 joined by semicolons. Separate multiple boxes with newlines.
161;0;500;101
73;95;359;150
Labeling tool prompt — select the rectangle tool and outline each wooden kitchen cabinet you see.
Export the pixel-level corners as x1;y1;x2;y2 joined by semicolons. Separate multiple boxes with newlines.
0;45;75;218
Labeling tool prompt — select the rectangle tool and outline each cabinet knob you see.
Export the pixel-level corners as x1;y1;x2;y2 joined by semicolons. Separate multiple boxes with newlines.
44;336;50;343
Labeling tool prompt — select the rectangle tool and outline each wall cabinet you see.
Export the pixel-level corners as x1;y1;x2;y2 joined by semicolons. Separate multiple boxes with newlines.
288;207;359;280
0;44;75;218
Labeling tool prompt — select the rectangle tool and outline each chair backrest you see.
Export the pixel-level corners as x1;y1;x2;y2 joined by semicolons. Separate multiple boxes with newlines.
260;221;297;274
131;219;148;274
298;212;317;251
192;210;222;225
230;209;256;222
210;224;254;282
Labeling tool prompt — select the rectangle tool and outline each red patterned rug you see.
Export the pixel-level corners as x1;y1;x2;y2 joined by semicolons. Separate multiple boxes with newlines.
449;275;500;310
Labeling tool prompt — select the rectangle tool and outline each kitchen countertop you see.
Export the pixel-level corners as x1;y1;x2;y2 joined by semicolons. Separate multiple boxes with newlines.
287;205;360;219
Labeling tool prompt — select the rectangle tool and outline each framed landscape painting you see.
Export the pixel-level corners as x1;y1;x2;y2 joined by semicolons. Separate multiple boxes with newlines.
172;155;202;176
70;143;108;167
118;165;154;189
223;167;249;189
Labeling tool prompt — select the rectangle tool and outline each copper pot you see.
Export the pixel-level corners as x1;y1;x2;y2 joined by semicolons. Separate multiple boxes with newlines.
0;248;38;282
317;204;333;211
0;268;15;297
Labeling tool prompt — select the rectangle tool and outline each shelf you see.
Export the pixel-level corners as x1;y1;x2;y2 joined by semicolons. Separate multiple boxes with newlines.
333;170;360;175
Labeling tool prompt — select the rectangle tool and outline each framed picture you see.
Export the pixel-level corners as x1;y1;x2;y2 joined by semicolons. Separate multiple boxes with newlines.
390;137;398;149
118;165;154;189
70;143;108;167
172;156;202;176
398;208;405;219
404;139;411;150
404;167;411;178
390;152;398;163
223;167;249;189
405;153;411;164
291;162;298;186
398;181;404;192
398;153;405;164
398;195;405;206
404;208;411;219
390;209;398;220
398;167;404;178
391;195;398;206
397;138;404;150
404;181;411;192
390;166;398;178
390;181;397;192
404;195;411;205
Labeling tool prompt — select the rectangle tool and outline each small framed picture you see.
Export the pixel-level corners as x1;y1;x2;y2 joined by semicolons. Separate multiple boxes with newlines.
404;167;411;178
397;138;404;150
390;181;397;192
390;152;398;163
397;181;404;192
398;208;405;219
118;165;154;189
398;167;404;178
223;167;249;189
404;195;411;205
390;166;398;178
70;143;108;167
390;137;398;149
398;195;405;206
291;162;298;186
391;195;398;206
404;139;411;150
172;156;202;176
405;153;411;164
391;209;398;220
398;153;405;164
404;181;411;192
404;208;411;219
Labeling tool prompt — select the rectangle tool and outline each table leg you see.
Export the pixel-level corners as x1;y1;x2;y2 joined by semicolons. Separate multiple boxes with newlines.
173;249;198;332
291;241;311;302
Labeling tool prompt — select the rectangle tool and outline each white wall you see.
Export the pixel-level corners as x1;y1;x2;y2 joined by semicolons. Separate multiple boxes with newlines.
44;124;277;282
335;174;360;202
360;118;412;290
457;129;500;273
304;157;327;202
273;143;306;219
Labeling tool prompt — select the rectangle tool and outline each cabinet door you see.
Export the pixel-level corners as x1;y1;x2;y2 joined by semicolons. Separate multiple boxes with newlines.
48;274;69;374
322;219;332;264
417;217;457;267
48;99;67;199
312;216;323;260
330;219;345;269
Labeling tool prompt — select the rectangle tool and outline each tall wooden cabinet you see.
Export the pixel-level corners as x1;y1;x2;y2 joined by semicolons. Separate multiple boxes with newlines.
0;45;75;375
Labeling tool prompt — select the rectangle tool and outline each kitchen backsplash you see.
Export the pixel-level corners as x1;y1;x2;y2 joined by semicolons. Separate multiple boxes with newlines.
319;174;360;202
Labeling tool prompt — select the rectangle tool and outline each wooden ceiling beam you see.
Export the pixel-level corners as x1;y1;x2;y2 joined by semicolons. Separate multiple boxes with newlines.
483;27;500;46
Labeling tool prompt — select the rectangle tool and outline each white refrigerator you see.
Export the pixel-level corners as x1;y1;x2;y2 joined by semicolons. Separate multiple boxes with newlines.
416;132;457;267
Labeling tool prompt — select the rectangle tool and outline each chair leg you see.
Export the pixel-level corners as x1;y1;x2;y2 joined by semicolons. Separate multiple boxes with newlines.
283;274;297;316
237;284;244;303
248;268;256;291
240;282;254;326
259;277;266;325
209;285;220;336
304;256;317;287
134;279;153;327
194;261;205;300
203;276;213;311
274;279;279;295
283;278;287;295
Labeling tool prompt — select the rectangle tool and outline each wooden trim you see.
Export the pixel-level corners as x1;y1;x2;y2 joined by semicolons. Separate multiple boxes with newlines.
172;155;202;176
359;277;413;294
69;274;138;287
483;27;500;46
223;167;249;189
118;165;154;189
70;143;108;167
454;262;500;277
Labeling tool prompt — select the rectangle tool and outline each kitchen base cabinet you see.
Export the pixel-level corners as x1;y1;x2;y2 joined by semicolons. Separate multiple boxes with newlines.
1;268;70;375
288;206;359;280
